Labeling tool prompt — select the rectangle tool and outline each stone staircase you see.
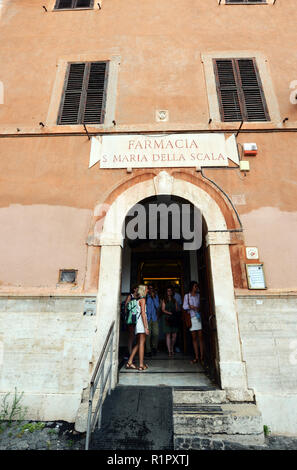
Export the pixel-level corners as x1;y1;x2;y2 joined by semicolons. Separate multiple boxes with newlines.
173;387;265;449
77;384;265;450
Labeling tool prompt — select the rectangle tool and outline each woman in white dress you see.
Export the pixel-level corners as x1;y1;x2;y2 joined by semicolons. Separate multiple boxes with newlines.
126;284;150;371
183;281;204;365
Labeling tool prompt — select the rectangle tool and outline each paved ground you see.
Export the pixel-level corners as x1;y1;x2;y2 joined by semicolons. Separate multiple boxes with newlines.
0;420;84;450
1;417;297;450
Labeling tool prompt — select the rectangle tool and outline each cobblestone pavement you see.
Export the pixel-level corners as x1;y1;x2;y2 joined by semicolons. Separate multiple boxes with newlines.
0;421;85;450
0;420;297;450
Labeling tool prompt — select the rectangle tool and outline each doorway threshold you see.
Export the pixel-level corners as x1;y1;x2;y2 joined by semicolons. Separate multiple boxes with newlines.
119;353;215;387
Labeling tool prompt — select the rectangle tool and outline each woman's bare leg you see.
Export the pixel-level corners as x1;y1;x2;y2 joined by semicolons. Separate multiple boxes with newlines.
128;325;135;355
138;333;146;368
198;330;204;362
171;333;177;353
166;333;171;355
191;331;199;360
128;336;139;364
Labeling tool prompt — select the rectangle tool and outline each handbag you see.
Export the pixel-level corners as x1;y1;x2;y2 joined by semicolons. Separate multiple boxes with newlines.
183;293;193;329
184;311;192;329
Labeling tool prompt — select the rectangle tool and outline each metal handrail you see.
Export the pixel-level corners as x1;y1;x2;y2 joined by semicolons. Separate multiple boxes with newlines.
85;320;115;450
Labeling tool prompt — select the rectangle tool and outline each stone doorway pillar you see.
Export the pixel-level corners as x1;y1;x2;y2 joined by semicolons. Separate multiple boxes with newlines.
93;242;122;389
207;232;251;400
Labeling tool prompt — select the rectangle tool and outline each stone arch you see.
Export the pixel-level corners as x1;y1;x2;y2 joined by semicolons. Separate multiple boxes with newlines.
95;172;227;246
91;171;250;399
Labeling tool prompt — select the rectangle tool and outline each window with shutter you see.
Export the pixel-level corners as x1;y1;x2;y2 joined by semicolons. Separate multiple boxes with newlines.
58;62;108;125
54;0;94;9
213;58;270;122
225;1;266;4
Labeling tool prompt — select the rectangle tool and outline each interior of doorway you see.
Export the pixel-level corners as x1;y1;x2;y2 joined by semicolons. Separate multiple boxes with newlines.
118;195;220;386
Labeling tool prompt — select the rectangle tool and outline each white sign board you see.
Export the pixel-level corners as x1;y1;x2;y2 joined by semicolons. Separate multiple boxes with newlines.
89;133;239;169
246;264;267;290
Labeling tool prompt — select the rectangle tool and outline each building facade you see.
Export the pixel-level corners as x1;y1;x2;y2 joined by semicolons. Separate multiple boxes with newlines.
0;0;297;435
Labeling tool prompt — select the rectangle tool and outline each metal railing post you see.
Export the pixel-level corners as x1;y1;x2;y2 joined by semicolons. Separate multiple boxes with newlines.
85;385;93;450
98;362;104;429
109;331;114;395
84;321;115;450
85;321;115;450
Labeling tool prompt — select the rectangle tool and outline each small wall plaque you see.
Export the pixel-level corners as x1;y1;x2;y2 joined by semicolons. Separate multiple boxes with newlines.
83;298;97;316
246;264;267;290
156;110;169;122
246;247;259;260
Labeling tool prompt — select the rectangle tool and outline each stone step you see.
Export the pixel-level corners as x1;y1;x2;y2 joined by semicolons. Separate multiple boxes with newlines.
75;386;108;433
173;389;227;404
173;403;264;446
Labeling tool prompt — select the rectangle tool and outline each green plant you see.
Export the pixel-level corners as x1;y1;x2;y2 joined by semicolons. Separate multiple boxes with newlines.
17;422;45;436
263;424;271;436
67;439;74;448
48;428;58;435
0;388;28;424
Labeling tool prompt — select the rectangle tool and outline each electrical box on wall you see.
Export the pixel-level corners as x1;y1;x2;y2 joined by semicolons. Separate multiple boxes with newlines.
243;143;258;157
240;161;250;172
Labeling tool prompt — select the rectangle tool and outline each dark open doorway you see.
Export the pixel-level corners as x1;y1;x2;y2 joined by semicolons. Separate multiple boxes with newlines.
118;195;220;387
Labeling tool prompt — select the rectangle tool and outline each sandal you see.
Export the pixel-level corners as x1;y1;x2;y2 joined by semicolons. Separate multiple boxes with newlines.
190;358;199;364
138;364;148;371
126;362;137;370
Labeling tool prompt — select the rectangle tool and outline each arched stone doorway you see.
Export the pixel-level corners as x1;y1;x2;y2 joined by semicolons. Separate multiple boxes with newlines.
91;171;250;399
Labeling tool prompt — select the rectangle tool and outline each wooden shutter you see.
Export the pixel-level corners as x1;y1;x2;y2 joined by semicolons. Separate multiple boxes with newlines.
236;59;269;121
58;62;108;125
226;1;265;4
214;59;242;122
55;0;73;8
213;58;269;122
55;0;93;9
75;0;93;7
226;0;266;4
83;62;108;124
